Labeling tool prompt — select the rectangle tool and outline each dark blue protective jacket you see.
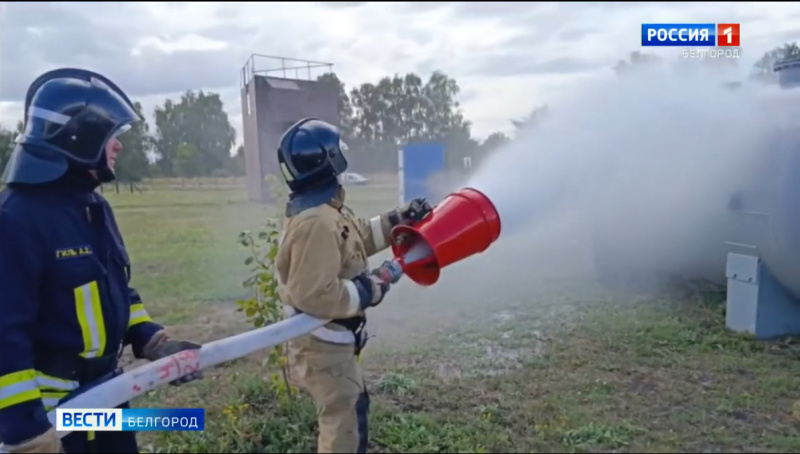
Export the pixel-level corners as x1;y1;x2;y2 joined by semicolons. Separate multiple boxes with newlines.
0;171;163;444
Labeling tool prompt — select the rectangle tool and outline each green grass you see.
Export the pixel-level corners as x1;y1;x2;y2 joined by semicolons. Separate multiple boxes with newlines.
134;293;799;453
100;178;799;453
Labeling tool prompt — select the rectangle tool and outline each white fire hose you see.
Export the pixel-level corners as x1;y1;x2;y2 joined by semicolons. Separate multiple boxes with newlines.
0;259;409;452
0;312;330;452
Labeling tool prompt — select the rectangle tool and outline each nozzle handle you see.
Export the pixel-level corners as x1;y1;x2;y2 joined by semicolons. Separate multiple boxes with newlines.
372;259;404;284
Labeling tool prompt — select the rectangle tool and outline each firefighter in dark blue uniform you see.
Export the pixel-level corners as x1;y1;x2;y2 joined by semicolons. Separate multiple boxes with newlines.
0;68;203;453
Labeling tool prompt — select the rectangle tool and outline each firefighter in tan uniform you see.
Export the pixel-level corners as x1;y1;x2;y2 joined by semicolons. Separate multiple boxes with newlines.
274;118;432;453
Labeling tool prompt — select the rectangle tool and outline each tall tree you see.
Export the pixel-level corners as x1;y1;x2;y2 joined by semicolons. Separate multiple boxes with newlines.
342;70;477;173
613;51;662;77
512;105;550;135
480;132;510;154
224;145;246;177
349;70;472;147
0;126;16;171
153;90;236;177
114;101;152;182
173;142;202;178
0;121;23;173
316;72;354;141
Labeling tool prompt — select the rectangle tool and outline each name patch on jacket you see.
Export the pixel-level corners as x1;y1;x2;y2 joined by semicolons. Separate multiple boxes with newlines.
55;245;93;260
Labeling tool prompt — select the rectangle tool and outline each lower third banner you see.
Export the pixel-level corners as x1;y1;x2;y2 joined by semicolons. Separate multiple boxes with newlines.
56;408;205;431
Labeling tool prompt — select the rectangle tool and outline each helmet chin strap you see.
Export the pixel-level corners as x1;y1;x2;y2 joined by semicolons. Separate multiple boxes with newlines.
331;184;346;209
93;146;116;183
96;166;116;183
85;156;116;184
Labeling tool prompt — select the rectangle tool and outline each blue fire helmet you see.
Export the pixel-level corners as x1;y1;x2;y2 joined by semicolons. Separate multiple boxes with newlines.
277;118;349;193
2;68;141;185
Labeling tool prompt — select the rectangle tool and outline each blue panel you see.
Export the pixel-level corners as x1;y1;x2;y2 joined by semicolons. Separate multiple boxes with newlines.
762;133;800;299
755;262;800;338
402;142;446;204
726;254;800;339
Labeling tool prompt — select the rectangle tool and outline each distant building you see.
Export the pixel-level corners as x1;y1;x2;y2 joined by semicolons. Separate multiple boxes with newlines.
239;54;340;203
774;59;800;89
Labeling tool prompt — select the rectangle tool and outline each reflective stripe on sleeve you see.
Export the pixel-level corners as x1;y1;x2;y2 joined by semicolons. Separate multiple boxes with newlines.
369;216;387;251
74;281;107;359
0;370;41;410
41;390;69;411
35;372;79;392
128;303;152;328
35;372;79;411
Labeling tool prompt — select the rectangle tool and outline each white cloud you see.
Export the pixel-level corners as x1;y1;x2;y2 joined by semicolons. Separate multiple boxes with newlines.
131;34;230;56
1;1;800;146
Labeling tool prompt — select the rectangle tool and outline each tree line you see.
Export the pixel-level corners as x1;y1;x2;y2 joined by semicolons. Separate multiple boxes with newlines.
0;91;244;183
0;42;797;182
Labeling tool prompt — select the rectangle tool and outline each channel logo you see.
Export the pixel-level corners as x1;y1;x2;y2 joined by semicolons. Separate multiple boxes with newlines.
641;23;740;47
56;408;204;432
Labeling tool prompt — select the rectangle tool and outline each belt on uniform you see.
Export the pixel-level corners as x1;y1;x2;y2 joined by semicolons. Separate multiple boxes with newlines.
284;307;370;356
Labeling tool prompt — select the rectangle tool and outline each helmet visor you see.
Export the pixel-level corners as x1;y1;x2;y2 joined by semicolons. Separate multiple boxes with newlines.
113;123;132;139
330;138;349;175
26;76;140;165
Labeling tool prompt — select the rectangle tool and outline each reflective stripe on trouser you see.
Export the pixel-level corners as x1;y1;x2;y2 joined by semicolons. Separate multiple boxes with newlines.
74;281;107;359
128;303;152;328
356;391;370;453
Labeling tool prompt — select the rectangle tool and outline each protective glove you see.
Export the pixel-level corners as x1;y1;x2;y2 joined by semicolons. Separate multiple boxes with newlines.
352;272;391;311
398;198;432;225
142;330;203;386
4;427;63;453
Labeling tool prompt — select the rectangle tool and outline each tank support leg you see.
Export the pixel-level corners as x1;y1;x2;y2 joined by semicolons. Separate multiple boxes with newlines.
726;252;800;339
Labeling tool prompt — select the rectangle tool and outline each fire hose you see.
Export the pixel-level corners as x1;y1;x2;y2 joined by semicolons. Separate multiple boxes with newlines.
0;312;327;451
0;262;406;450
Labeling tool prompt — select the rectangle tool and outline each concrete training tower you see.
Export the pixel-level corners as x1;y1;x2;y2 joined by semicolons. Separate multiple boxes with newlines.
239;54;340;202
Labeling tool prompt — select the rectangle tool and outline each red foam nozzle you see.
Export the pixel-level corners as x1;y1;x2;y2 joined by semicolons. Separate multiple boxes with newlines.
389;187;502;286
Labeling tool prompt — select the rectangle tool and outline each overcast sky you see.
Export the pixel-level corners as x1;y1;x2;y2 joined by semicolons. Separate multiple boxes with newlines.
2;1;800;146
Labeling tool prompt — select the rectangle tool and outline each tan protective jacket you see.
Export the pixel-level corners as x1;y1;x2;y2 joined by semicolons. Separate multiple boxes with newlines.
276;203;395;321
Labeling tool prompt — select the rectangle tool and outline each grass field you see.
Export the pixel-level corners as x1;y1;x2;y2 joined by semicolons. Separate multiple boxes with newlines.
101;177;798;453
